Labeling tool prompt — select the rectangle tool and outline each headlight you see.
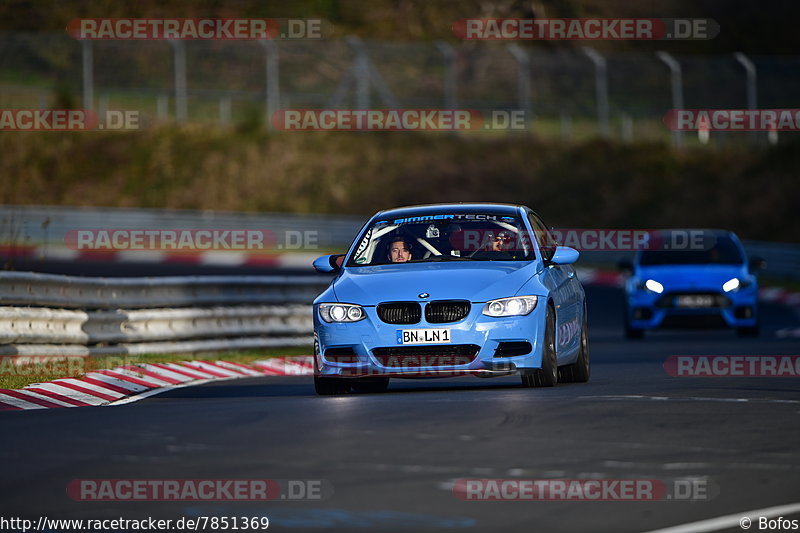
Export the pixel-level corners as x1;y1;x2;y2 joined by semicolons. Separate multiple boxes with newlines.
722;278;740;292
319;303;366;323
644;279;664;294
483;296;538;317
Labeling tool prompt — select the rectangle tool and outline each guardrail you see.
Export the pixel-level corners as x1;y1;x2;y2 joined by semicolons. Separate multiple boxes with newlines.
4;205;798;280
0;272;330;357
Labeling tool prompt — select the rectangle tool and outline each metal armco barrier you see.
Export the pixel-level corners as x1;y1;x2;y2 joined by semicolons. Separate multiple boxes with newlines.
0;272;329;356
0;305;312;344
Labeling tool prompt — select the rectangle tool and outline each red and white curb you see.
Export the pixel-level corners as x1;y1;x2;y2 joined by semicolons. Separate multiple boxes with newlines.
0;356;313;411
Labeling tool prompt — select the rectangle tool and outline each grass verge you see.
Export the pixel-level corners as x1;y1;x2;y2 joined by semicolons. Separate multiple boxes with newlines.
0;346;313;391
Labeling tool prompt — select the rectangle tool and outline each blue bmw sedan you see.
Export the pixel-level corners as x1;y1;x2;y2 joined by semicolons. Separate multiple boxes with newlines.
621;229;763;339
310;203;589;395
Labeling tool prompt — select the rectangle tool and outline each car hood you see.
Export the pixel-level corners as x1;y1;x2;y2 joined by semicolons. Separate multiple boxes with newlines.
331;262;538;305
636;264;747;291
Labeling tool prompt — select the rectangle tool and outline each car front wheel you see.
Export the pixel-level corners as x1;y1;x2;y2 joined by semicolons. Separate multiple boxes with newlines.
314;376;351;395
562;307;590;383
522;305;558;388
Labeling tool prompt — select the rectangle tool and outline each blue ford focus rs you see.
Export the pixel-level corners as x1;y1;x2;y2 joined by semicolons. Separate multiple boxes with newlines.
621;229;763;339
311;203;589;395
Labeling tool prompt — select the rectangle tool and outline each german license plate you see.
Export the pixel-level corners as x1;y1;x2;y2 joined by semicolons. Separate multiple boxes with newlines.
397;328;451;344
676;295;714;307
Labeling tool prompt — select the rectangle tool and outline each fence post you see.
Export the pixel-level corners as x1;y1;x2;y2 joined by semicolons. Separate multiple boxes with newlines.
560;112;572;140
582;47;609;138
98;94;108;117
169;39;188;123
346;37;371;109
436;42;458;110
621;113;633;143
734;52;759;143
259;39;280;129
81;40;94;111
156;94;169;120
507;44;532;122
656;51;684;148
219;96;232;124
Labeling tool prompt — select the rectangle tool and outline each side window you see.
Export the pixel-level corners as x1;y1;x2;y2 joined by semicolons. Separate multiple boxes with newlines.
528;213;556;262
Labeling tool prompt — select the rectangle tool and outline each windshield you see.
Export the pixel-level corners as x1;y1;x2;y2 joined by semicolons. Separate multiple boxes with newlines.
346;213;534;266
639;234;744;266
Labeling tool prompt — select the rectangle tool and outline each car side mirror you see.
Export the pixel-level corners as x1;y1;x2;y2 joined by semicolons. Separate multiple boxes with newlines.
748;256;766;272
550;246;579;265
617;259;634;274
313;254;345;273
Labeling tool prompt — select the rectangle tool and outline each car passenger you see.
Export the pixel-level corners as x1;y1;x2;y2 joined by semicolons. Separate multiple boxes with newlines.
492;231;514;252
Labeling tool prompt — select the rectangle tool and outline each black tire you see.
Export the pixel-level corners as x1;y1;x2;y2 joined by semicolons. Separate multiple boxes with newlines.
562;307;590;383
522;305;558;388
314;376;350;396
351;378;390;393
736;325;760;337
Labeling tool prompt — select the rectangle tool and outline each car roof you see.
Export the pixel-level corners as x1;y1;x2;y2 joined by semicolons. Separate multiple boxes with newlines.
374;203;525;219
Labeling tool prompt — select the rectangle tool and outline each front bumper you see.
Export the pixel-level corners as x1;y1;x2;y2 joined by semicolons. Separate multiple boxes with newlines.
625;286;758;330
314;302;548;378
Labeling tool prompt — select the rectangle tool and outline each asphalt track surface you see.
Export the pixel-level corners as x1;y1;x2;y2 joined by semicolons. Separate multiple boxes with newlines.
1;285;799;533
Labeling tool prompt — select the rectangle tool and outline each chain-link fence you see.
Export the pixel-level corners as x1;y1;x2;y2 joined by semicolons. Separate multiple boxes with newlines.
1;31;798;144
